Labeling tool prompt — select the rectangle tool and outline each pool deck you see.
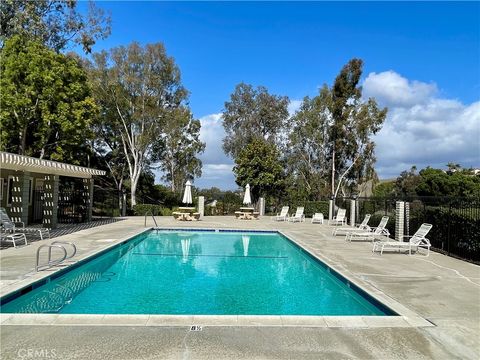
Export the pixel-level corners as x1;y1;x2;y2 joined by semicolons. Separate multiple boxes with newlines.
1;216;479;359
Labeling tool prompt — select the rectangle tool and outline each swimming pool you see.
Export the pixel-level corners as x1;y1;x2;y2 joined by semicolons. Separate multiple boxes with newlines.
0;229;395;316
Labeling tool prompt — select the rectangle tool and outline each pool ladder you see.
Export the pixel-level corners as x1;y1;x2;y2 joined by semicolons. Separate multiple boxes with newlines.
144;211;158;228
35;241;77;272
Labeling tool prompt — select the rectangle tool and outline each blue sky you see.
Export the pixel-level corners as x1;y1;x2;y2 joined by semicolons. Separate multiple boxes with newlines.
79;2;480;189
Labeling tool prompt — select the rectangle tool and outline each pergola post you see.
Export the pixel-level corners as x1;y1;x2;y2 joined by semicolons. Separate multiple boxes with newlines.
43;175;59;229
9;172;30;225
83;178;94;222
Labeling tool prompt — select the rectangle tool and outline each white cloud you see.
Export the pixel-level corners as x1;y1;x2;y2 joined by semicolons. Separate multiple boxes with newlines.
172;72;479;188
363;70;437;107
195;113;236;189
194;163;236;190
198;113;230;165
365;71;480;178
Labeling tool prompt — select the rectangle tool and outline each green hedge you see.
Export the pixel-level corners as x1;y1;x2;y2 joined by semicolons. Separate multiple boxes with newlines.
267;201;329;218
302;201;330;218
132;204;173;216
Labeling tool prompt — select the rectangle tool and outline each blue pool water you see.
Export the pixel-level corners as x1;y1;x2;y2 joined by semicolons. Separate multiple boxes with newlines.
0;230;393;315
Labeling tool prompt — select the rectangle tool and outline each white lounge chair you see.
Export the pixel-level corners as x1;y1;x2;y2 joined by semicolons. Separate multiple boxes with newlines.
311;213;324;224
0;231;27;248
333;214;371;236
0;207;50;241
345;216;389;242
373;223;433;256
328;208;346;226
273;206;289;222
289;207;305;223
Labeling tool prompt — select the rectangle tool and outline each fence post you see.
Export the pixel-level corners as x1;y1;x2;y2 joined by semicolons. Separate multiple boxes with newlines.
198;196;205;217
329;198;334;220
405;201;410;237
259;197;265;216
447;201;452;255
350;198;356;226
396;201;405;242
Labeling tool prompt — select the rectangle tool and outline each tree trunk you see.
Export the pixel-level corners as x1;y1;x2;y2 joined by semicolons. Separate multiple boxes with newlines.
20;126;27;155
331;146;335;197
117;179;123;213
131;175;138;207
170;161;175;192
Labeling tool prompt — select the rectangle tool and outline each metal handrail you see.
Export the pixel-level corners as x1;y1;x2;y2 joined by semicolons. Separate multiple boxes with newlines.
51;241;77;259
144;211;158;227
36;244;67;272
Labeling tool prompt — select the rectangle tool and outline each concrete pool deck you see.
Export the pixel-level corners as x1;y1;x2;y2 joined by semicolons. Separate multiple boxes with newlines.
1;216;479;359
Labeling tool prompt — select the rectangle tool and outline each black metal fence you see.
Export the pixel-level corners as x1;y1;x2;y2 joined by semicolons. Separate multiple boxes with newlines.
92;187;122;218
57;189;88;223
405;197;480;264
32;189;44;222
266;195;479;264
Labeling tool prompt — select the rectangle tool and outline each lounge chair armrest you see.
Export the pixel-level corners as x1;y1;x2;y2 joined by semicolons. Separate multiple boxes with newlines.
414;237;431;246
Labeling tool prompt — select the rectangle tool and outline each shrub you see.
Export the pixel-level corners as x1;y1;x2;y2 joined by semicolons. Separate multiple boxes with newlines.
132;204;171;216
302;201;330;218
268;201;329;217
204;204;221;216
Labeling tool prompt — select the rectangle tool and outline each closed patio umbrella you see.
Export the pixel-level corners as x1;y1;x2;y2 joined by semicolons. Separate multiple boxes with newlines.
243;184;252;205
182;180;192;204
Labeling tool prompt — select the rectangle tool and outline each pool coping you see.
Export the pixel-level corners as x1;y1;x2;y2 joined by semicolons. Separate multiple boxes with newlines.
0;227;434;328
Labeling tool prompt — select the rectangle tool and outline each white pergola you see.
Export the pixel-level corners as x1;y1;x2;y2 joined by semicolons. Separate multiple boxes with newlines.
0;152;106;178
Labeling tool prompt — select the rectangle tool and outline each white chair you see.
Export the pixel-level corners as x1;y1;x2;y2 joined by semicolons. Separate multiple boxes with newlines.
273;206;289;222
0;207;50;241
328;208;346;226
333;214;371;236
311;213;324;224
0;231;27;248
345;216;389;242
289;207;305;223
373;223;433;256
